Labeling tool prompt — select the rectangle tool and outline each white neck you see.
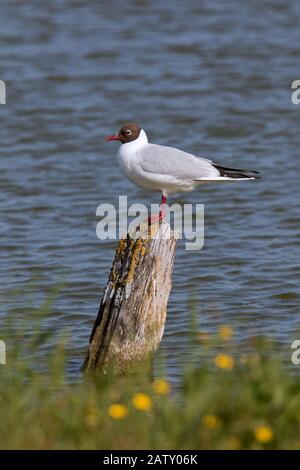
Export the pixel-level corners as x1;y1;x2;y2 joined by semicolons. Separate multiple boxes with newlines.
122;129;148;152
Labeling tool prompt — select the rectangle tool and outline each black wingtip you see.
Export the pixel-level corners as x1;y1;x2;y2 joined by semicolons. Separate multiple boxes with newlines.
213;164;261;179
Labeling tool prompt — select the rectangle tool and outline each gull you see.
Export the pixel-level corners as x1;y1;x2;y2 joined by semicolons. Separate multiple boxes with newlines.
106;123;259;223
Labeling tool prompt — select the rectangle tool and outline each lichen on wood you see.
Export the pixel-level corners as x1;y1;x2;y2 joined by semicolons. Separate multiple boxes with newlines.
82;222;177;373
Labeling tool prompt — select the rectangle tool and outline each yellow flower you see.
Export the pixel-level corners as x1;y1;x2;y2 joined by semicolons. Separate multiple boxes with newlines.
254;425;274;443
219;325;233;340
132;393;152;411
202;414;220;429
84;406;98;428
108;404;128;420
152;379;171;395
224;436;241;450
215;354;234;370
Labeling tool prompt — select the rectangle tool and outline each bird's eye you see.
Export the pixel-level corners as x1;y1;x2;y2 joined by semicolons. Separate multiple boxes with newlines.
125;129;132;136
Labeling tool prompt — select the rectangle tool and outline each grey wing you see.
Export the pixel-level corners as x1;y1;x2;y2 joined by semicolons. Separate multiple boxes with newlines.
138;144;220;179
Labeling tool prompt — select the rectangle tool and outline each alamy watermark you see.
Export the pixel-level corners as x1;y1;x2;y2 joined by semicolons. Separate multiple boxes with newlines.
0;80;6;104
0;340;6;365
291;340;300;365
96;196;205;251
291;80;300;105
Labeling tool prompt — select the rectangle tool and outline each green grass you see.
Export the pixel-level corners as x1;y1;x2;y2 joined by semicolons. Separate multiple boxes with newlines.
0;295;299;449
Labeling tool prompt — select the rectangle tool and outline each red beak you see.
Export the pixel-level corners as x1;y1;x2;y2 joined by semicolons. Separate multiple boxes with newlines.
106;135;121;142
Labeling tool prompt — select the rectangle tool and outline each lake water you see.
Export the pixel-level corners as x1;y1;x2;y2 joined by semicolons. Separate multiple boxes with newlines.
1;0;300;382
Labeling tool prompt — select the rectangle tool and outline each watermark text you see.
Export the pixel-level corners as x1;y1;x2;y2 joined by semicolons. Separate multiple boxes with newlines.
0;80;6;104
0;340;6;365
96;196;205;251
291;80;300;104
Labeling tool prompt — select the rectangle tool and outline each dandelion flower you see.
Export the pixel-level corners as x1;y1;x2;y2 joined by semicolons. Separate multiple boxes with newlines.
219;325;233;340
152;379;171;395
108;403;128;420
84;406;98;428
132;393;152;411
225;436;241;450
254;425;274;443
215;354;234;370
202;414;220;429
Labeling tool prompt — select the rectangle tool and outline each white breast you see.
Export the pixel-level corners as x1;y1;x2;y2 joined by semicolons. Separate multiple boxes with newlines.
117;129;149;186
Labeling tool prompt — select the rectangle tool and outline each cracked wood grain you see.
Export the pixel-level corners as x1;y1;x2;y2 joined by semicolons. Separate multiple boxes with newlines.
82;222;177;373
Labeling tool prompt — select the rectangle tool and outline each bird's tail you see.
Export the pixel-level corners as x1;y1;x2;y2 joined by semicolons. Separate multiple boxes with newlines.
212;164;261;180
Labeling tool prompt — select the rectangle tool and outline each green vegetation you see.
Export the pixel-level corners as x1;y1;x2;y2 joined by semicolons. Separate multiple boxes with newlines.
0;295;299;450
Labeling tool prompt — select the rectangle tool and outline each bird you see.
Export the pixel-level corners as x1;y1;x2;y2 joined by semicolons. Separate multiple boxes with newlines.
106;123;260;224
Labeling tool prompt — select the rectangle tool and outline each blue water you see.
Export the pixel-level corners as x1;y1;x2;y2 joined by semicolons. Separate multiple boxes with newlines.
0;0;300;381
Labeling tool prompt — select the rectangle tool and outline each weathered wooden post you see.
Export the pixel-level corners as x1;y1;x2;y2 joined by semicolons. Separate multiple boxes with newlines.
82;222;177;373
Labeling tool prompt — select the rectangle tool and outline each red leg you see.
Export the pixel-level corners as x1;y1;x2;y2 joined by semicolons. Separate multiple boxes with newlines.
160;194;167;219
148;194;167;225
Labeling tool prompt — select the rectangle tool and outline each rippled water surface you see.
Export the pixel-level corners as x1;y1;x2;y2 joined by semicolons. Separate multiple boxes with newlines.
1;0;300;381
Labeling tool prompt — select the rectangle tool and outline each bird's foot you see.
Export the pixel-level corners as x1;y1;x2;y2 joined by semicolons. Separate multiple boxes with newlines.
147;210;165;226
135;211;165;233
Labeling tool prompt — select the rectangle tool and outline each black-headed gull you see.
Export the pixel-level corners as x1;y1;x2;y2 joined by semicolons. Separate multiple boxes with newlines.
106;123;259;223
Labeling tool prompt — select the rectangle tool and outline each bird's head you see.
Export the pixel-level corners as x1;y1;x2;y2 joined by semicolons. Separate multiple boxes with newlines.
106;123;141;144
